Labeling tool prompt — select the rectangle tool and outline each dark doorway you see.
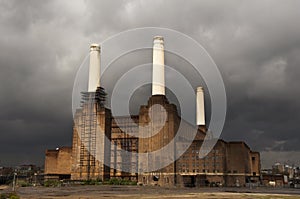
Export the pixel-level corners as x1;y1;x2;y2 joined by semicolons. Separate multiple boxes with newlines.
182;176;195;187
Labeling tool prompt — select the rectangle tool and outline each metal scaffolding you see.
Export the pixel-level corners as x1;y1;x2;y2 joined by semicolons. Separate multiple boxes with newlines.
78;87;106;180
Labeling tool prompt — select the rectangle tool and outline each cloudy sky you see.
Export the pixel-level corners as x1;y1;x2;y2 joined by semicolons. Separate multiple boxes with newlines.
0;0;299;168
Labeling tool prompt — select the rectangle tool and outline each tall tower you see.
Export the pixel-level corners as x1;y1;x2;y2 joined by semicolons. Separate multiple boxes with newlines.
196;87;205;126
138;36;179;186
71;44;111;181
152;36;165;96
88;44;101;92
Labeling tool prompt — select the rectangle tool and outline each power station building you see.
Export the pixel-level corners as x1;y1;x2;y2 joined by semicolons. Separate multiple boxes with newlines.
45;36;261;187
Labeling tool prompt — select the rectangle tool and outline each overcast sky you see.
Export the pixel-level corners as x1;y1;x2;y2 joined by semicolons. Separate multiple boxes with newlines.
0;0;299;168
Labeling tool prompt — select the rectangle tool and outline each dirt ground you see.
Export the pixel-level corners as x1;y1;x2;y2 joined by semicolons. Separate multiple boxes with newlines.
1;185;300;199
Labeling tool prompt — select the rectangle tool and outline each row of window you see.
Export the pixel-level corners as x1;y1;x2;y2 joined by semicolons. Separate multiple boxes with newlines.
178;169;220;173
181;155;222;160
178;162;221;168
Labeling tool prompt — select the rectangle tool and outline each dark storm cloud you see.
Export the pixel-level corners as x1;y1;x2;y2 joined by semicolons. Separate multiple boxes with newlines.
0;0;88;166
0;0;299;167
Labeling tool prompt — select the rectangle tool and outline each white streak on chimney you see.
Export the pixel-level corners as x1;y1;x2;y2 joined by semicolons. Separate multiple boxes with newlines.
196;87;206;126
88;43;101;92
152;36;165;95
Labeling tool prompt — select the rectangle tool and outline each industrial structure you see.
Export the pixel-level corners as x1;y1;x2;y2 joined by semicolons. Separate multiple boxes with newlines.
45;36;261;187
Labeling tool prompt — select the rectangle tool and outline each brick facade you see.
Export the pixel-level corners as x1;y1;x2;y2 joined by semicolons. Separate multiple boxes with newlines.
44;147;72;180
45;95;260;187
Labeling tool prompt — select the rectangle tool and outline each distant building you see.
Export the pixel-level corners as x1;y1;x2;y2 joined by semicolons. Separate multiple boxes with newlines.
44;147;72;180
261;162;298;187
0;167;13;185
44;37;260;187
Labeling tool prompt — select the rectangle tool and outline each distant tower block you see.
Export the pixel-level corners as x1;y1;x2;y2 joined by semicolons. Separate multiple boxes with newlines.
88;44;101;92
152;36;165;96
196;87;206;126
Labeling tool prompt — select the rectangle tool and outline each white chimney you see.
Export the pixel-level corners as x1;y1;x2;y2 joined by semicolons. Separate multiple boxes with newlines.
152;36;165;95
196;87;205;126
88;43;101;92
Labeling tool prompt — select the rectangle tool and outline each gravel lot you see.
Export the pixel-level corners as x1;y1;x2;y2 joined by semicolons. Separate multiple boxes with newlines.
1;185;300;199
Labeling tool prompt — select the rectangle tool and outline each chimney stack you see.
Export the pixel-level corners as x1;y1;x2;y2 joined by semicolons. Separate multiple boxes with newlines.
152;36;165;96
196;87;206;126
88;43;101;92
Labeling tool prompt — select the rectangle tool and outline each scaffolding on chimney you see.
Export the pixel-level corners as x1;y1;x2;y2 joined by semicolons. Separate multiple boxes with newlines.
78;87;106;180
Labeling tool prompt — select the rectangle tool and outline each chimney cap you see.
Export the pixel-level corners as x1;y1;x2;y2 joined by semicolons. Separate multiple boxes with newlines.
197;87;204;92
90;43;100;51
153;36;164;41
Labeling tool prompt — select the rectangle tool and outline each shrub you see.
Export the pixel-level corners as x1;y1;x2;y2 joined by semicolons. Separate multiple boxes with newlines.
19;181;31;187
80;179;102;185
43;180;61;187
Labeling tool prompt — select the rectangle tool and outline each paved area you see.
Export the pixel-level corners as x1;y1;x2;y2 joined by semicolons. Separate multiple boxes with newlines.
1;185;300;199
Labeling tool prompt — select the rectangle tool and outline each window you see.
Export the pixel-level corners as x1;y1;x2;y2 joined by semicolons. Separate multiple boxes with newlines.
252;157;255;161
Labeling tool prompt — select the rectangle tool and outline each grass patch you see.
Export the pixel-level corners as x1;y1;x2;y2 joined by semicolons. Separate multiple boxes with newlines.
0;192;20;199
